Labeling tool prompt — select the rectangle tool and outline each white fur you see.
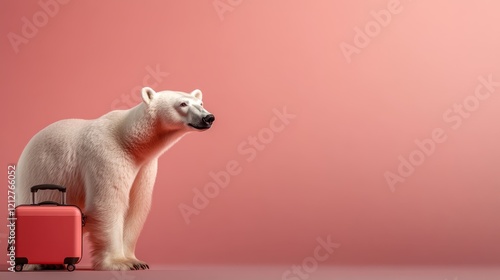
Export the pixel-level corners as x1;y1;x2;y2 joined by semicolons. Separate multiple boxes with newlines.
16;88;213;270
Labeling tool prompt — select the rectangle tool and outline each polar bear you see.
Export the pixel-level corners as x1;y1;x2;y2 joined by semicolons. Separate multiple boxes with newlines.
15;87;215;270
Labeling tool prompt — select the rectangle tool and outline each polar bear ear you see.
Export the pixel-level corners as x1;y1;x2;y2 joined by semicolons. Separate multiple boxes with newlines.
191;89;203;101
141;87;156;105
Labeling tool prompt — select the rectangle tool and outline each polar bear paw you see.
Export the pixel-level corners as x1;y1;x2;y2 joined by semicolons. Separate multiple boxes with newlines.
94;257;149;270
128;258;149;270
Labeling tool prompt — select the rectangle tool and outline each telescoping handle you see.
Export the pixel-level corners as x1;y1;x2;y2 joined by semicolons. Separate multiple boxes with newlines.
30;184;67;205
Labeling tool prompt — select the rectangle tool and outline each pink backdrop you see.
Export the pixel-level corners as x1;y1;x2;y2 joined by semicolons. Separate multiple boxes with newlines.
1;0;499;267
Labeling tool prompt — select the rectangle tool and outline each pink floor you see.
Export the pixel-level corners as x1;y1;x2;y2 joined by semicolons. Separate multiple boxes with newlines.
2;265;499;280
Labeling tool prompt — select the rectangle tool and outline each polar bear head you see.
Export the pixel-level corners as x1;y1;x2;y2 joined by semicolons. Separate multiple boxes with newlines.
141;87;215;131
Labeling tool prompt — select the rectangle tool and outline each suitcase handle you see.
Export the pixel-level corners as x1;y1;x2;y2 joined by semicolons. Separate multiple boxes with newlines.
30;184;67;205
31;184;66;193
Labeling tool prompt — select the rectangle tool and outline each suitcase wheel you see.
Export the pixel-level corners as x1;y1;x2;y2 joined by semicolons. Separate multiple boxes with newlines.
14;264;23;272
67;264;76;272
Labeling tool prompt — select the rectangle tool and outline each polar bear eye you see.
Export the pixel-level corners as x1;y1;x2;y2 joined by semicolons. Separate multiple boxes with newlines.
200;103;203;107
180;102;188;107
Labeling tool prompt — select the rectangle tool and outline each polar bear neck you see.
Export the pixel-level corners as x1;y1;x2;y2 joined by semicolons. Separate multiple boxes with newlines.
118;103;187;163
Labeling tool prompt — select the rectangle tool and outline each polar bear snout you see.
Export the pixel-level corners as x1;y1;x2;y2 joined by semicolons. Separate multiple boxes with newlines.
202;114;215;126
188;113;215;130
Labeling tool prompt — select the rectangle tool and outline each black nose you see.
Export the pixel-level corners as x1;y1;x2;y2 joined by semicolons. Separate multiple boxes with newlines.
202;114;215;125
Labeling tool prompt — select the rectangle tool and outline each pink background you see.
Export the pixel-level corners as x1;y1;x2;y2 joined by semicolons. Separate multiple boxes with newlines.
1;0;499;268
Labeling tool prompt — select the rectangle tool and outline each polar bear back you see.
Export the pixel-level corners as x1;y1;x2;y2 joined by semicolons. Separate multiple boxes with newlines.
16;110;128;209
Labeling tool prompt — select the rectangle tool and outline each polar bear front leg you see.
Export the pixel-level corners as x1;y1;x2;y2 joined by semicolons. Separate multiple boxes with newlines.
84;169;137;270
123;160;158;270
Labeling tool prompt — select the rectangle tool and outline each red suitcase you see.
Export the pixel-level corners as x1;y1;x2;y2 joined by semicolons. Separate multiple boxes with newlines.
14;184;85;272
